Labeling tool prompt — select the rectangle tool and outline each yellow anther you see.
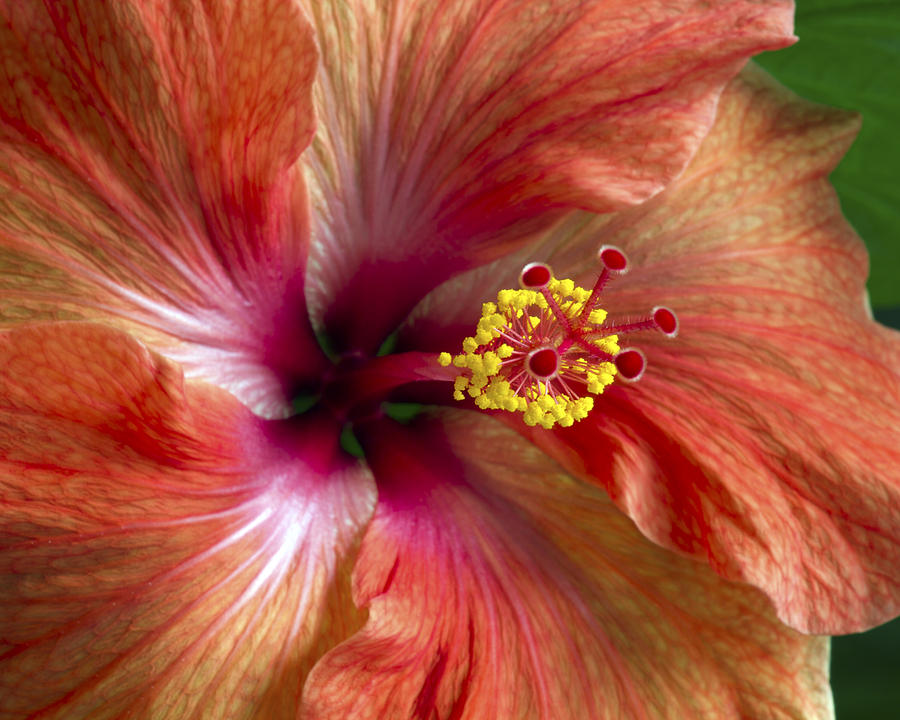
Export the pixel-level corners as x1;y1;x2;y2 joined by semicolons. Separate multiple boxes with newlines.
438;352;452;367
539;414;556;430
594;336;619;355
482;351;502;375
497;289;516;309
573;287;591;303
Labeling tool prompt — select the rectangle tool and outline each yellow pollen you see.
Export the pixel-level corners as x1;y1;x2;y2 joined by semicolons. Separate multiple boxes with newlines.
437;277;620;429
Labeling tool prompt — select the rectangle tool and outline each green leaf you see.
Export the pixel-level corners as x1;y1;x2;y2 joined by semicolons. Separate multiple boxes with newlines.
756;0;900;308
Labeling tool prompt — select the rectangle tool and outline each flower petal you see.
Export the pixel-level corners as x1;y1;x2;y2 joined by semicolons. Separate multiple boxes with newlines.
301;412;832;720
528;65;900;633
305;0;795;353
0;0;324;416
0;323;375;718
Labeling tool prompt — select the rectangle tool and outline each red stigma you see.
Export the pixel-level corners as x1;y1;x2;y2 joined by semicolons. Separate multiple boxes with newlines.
614;349;646;381
520;262;553;289
527;347;559;378
598;246;628;273
653;306;678;336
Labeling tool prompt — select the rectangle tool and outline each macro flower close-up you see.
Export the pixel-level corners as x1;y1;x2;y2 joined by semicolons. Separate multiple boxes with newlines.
1;1;899;718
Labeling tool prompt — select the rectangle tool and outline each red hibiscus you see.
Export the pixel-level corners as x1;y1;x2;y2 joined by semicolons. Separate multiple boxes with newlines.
1;1;896;718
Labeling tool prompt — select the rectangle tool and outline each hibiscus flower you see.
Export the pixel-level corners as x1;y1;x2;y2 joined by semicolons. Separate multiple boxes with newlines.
1;1;898;718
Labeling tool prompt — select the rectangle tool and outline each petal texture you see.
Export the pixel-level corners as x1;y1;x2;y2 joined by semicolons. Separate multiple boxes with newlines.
301;411;832;720
0;324;375;719
304;0;796;353
0;0;324;416
527;65;900;633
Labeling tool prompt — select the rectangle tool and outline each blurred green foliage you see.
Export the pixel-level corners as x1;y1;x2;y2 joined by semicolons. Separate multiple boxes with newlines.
831;617;900;720
757;1;900;718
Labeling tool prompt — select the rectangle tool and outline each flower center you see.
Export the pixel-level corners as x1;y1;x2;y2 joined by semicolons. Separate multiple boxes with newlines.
438;247;677;428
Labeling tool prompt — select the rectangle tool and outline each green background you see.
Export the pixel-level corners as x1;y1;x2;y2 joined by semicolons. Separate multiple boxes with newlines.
756;1;899;718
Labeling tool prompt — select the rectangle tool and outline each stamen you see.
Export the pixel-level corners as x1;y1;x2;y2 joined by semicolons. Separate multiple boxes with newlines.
438;249;676;428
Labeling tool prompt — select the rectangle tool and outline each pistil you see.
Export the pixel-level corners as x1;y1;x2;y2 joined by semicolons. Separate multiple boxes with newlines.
439;247;677;428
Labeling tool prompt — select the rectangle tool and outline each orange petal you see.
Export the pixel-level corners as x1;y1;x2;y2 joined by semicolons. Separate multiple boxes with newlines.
304;0;795;353
0;323;375;718
527;65;900;633
301;412;832;720
0;1;324;416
